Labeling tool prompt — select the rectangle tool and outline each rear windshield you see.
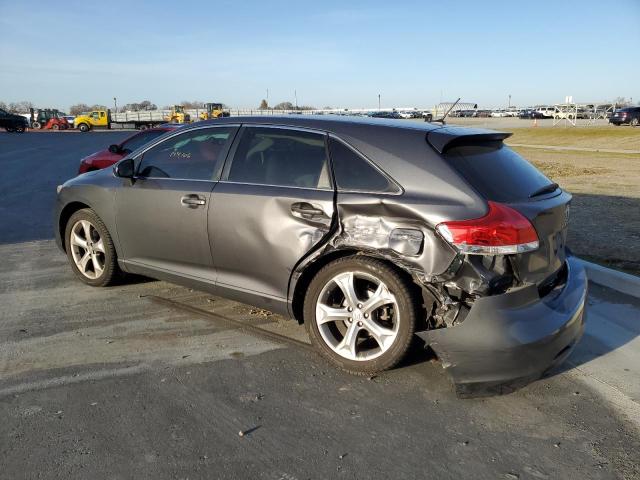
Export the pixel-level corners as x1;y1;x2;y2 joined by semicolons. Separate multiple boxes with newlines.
445;142;554;202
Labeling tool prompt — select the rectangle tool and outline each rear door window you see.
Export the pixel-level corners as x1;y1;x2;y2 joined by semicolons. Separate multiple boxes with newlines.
445;142;554;202
226;127;331;189
328;137;400;193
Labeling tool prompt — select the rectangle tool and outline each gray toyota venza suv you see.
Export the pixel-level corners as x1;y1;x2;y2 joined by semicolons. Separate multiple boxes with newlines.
55;116;586;396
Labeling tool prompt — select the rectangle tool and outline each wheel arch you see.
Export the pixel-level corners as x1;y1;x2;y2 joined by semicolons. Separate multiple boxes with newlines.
290;248;419;324
58;201;91;252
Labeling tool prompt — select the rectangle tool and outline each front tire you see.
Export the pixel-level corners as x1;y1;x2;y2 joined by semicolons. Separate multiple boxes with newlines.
65;209;120;287
78;123;90;132
304;256;418;375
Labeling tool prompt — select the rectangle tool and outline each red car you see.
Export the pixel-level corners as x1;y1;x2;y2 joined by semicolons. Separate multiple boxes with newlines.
78;126;180;174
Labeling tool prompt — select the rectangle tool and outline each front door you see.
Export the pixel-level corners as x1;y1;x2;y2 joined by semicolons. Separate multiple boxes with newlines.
209;126;335;300
115;126;238;280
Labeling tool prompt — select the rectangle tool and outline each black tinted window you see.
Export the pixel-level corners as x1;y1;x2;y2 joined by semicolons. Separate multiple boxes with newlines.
328;138;399;193
227;127;331;189
138;127;234;180
121;130;167;154
445;142;554;202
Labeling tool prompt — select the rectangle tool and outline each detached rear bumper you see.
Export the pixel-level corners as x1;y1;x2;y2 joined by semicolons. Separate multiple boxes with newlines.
416;256;587;397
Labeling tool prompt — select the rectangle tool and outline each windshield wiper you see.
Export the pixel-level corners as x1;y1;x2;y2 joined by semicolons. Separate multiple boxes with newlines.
529;182;559;198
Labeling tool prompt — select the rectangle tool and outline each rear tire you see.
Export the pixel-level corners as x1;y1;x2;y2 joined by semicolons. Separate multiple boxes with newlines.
65;208;120;287
32;121;41;129
304;256;418;375
52;124;60;130
631;118;639;127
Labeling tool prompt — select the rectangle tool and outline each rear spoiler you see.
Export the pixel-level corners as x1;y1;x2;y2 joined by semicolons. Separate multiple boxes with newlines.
427;127;512;154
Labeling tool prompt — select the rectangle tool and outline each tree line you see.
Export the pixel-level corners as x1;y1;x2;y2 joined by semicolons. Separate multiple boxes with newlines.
257;99;317;110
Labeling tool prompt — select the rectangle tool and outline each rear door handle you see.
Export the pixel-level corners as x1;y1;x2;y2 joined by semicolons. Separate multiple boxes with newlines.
291;202;327;219
181;194;206;208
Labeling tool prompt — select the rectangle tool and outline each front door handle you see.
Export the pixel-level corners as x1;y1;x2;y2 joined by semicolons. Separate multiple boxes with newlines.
291;202;327;219
181;194;206;208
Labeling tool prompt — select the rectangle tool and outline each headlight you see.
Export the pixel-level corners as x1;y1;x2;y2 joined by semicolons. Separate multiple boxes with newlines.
56;185;63;194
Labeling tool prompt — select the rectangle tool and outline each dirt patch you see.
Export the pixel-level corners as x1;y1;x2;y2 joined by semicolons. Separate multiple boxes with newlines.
513;147;640;274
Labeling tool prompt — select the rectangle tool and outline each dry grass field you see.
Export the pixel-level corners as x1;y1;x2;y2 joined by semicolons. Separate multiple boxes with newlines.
506;127;640;273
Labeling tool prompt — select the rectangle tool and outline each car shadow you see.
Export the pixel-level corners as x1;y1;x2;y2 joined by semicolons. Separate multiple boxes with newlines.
545;283;640;378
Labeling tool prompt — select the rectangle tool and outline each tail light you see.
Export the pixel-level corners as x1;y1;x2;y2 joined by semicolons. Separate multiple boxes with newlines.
436;202;539;255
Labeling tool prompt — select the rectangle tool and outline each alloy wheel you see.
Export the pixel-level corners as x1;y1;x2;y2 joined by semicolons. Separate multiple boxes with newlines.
70;220;106;279
315;271;399;361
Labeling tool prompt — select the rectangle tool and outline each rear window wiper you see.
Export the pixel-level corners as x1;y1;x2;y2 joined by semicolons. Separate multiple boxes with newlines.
529;182;559;198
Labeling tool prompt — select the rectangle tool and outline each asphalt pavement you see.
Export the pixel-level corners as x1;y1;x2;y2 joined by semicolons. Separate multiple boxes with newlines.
0;131;639;479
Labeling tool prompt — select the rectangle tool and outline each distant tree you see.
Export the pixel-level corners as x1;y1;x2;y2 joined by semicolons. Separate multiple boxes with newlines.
299;105;316;111
69;103;90;115
121;100;158;111
614;97;631;108
258;99;269;110
0;101;8;111
323;106;332;110
90;104;107;111
180;100;204;109
273;101;294;110
7;101;34;113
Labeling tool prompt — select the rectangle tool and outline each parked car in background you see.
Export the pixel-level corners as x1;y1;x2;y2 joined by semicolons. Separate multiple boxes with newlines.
519;109;546;119
491;110;507;117
55;115;586;396
77;125;180;174
369;111;403;119
475;110;492;118
610;107;640;126
0;108;29;132
534;106;555;119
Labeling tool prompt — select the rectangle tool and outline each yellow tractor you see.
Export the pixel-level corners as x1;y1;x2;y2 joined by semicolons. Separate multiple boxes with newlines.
167;105;191;124
199;103;230;120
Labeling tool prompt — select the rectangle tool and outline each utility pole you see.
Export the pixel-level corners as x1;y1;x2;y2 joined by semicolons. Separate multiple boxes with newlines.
113;97;117;113
508;94;511;108
294;89;298;110
378;94;381;110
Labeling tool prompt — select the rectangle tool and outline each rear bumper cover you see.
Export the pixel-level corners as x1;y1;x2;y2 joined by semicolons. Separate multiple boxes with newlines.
416;256;587;396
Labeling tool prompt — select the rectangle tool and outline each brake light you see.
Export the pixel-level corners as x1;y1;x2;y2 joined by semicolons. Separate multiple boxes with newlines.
436;202;539;255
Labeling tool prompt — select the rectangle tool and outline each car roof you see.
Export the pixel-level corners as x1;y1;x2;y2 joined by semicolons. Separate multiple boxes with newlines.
191;114;444;133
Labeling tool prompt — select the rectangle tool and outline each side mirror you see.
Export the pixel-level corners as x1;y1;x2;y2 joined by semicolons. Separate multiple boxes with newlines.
108;144;122;154
114;158;135;178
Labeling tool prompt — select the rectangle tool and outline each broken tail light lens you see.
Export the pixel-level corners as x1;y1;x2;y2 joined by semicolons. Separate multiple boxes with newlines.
436;202;539;255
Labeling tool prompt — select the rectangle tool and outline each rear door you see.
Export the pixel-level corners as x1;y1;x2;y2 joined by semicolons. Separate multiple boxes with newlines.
115;126;238;279
444;142;571;285
209;126;334;300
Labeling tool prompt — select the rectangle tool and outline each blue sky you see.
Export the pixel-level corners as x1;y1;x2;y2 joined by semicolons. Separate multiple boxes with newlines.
1;0;638;110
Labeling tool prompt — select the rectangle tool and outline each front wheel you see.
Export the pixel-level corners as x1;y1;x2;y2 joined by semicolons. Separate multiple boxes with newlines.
78;123;89;132
65;208;120;287
304;256;418;375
